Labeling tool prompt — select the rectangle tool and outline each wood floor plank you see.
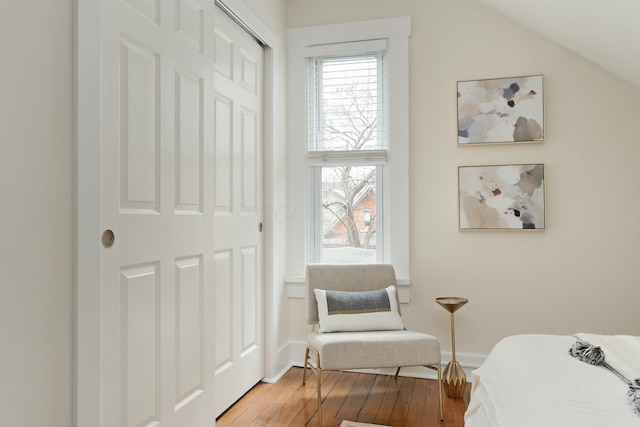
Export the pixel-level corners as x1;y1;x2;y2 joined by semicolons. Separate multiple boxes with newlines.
334;373;376;423
216;368;302;426
419;380;443;426
407;374;429;424
374;375;403;425
258;372;309;425
289;369;342;426
318;372;359;426
386;376;415;426
354;374;392;423
216;367;471;427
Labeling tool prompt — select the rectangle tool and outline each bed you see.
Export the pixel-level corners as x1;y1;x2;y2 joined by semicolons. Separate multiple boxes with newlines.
464;334;640;426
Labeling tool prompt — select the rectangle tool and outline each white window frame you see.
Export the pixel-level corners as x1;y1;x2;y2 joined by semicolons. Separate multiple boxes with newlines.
307;42;388;264
287;17;411;291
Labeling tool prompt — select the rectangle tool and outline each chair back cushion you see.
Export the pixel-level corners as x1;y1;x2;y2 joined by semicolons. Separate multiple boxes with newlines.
306;264;399;324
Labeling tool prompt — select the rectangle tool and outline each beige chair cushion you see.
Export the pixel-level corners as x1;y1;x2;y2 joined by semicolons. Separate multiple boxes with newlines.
307;330;441;371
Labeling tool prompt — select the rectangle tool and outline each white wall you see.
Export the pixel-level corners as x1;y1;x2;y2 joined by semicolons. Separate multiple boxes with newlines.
286;0;640;357
0;1;73;426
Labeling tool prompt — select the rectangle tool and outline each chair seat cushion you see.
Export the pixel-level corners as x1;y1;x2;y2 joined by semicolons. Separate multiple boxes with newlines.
307;330;441;371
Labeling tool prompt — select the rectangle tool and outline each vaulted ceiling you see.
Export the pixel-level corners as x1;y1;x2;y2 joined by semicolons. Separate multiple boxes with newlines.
472;0;640;87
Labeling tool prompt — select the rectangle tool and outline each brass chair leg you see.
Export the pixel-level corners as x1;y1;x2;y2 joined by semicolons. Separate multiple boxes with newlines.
303;347;310;385
303;347;323;426
316;367;322;426
424;363;444;422
437;362;444;422
307;348;322;427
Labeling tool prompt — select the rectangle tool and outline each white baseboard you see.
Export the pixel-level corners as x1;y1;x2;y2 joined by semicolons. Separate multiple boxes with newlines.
263;340;302;383
263;362;293;384
284;340;486;380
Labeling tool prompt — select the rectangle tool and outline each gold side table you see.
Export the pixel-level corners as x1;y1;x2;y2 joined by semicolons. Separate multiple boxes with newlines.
436;297;468;399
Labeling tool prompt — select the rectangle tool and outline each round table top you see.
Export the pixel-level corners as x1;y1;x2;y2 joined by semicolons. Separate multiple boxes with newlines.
435;297;468;313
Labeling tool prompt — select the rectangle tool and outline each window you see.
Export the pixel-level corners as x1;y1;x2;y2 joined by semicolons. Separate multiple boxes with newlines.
287;17;411;280
307;46;387;263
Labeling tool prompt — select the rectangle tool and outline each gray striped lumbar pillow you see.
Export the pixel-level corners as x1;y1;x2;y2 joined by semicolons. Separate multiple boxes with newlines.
314;286;404;333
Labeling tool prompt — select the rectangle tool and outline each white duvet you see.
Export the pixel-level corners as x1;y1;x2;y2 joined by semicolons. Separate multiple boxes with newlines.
464;334;640;427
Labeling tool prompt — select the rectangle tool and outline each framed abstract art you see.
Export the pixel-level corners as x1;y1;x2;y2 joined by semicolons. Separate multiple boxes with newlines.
458;164;545;230
457;75;544;145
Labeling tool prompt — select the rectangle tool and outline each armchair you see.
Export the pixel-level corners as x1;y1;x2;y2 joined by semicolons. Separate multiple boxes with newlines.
302;263;444;425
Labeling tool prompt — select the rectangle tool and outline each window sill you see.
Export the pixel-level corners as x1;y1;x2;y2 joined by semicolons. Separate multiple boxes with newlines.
285;276;411;304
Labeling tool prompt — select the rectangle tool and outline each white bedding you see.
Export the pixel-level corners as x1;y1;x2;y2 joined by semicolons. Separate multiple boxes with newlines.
464;334;640;426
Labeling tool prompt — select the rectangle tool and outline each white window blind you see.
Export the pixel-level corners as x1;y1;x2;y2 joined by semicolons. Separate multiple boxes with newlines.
307;47;387;154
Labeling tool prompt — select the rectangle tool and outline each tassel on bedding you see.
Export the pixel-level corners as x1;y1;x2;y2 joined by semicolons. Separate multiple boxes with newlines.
569;340;640;416
629;378;640;416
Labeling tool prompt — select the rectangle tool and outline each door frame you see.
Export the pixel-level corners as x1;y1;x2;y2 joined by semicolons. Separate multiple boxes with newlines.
74;1;280;425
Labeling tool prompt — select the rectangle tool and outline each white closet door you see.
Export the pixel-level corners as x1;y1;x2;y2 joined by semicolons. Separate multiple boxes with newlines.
98;1;217;425
212;6;265;418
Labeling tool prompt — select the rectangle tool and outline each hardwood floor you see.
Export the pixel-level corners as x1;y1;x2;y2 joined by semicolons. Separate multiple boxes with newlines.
216;367;471;427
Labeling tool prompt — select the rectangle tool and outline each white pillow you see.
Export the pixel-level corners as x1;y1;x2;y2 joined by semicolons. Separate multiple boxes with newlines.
314;285;404;333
